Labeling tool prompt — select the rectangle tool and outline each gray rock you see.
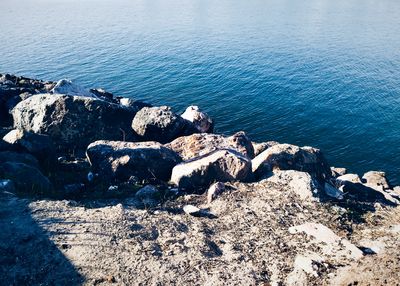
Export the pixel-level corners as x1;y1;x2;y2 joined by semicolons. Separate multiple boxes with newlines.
252;143;331;181
180;106;214;133
12;94;137;150
135;185;161;207
171;149;252;189
0;151;40;169
132;106;196;143
3;129;56;168
207;182;226;203
265;170;317;201
0;162;52;194
86;140;182;182
166;131;255;160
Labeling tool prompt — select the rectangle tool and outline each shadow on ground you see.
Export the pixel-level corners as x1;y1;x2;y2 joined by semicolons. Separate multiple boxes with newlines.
0;192;83;286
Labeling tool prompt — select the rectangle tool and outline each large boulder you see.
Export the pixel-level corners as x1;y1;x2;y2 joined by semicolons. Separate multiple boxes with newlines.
170;149;252;189
131;106;196;143
12;94;138;151
180;106;214;133
86;140;182;182
252;143;331;181
0;162;52;194
3;129;56;168
166;131;255;160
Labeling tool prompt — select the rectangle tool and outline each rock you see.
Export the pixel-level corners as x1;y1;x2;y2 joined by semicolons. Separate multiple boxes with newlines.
324;182;344;200
119;97;151;111
265;170;317;201
135;185;161;207
207;182;226;203
252;144;331;181
252;141;279;157
132;106;196;143
0;162;52;194
336;173;361;184
183;204;201;215
50;79;94;97
3;129;56;168
362;171;390;191
166;131;255;161
331;167;347;177
12;94;137;151
86;140;182;182
289;223;363;260
170;149;252;189
0;151;40;169
0;179;16;193
89;88;114;101
180;106;214;133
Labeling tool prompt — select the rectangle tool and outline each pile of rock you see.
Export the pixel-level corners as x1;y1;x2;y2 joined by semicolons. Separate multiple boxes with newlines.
0;74;399;207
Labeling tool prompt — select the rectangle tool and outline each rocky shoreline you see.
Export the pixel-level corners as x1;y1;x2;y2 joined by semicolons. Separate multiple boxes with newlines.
1;73;400;285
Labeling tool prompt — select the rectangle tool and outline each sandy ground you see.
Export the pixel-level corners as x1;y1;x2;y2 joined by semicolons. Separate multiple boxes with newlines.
1;179;399;286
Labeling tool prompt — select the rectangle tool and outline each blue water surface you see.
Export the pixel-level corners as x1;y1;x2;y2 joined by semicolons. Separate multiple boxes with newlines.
1;0;399;184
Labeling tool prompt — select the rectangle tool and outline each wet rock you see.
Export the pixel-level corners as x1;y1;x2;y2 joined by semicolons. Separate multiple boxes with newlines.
252;141;279;157
0;151;40;169
166;131;254;161
252;143;331;181
265;170;317;201
12;94;137;151
86;140;182;182
132;106;196;143
3;129;56;168
331;167;347;177
0;162;52;194
171;149;252;189
362;171;390;191
207;182;225;203
180;106;214;133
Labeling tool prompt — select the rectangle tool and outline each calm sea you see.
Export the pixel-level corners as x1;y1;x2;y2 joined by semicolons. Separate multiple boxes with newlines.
1;0;399;184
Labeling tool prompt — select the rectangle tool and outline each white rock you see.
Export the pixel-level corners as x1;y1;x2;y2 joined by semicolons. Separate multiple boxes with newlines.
337;173;361;184
183;205;201;215
51;79;95;97
181;105;213;133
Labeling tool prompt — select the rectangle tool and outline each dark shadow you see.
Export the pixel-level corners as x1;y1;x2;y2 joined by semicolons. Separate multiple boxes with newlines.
0;192;83;286
321;181;397;224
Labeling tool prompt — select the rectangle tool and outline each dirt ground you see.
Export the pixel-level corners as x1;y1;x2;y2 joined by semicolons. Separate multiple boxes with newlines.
1;179;399;286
